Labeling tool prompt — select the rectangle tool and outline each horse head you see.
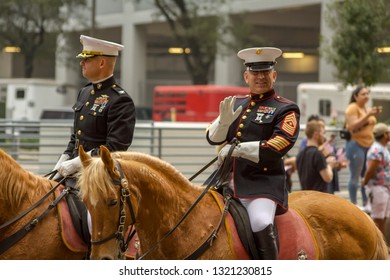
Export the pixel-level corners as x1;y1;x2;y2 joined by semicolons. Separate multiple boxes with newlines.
78;145;138;260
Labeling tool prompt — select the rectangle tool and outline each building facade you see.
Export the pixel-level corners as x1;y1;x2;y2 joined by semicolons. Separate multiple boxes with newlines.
3;0;335;108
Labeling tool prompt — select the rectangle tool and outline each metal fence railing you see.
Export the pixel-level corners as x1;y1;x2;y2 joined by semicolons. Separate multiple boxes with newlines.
0;120;219;185
0;119;347;189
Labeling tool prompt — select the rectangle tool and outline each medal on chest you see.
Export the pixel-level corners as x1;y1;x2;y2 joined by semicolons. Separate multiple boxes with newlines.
91;94;109;112
253;106;276;123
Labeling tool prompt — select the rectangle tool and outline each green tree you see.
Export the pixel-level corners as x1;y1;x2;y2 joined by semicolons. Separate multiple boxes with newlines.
322;0;390;86
0;0;87;78
152;0;265;84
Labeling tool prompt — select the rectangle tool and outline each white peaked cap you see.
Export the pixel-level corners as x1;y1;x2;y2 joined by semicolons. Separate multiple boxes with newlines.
76;35;124;58
237;47;282;71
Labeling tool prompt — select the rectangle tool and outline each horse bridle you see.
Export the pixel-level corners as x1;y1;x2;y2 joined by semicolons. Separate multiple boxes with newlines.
90;140;236;260
90;160;137;259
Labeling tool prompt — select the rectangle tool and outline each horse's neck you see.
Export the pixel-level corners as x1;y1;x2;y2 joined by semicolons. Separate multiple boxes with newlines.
135;184;225;259
133;170;200;227
136;178;200;220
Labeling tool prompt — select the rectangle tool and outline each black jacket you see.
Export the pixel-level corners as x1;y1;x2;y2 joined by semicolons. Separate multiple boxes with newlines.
65;76;136;158
207;89;300;214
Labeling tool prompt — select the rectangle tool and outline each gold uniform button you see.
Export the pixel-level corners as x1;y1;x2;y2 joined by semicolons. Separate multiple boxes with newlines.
237;132;242;137
260;94;264;98
246;109;251;113
263;168;268;171
242;115;247;120
86;101;90;106
90;90;95;95
112;84;117;88
239;123;244;128
251;101;256;106
77;130;81;135
80;115;84;121
93;112;97;116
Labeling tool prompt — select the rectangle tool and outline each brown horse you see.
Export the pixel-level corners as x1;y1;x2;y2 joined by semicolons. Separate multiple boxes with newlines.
78;145;389;260
0;148;87;260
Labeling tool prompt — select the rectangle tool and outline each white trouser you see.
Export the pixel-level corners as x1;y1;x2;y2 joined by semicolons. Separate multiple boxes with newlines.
87;211;92;235
239;197;277;232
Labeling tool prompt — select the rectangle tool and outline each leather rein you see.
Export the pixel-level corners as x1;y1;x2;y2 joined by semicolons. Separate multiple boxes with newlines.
0;172;67;255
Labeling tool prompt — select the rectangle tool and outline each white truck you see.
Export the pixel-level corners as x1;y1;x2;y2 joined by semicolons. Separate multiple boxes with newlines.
0;78;76;120
297;83;390;126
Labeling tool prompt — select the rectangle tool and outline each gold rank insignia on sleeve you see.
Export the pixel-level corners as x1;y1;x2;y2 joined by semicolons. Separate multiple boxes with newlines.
281;112;297;136
267;135;291;151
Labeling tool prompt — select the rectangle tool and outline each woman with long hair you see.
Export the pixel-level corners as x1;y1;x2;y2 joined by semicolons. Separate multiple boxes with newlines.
345;86;381;210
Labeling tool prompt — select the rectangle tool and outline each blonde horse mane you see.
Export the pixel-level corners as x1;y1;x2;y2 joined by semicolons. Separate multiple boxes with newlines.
0;149;50;210
77;151;203;207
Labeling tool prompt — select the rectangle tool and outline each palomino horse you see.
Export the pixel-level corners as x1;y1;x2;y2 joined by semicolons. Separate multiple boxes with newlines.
0;148;87;259
78;145;389;260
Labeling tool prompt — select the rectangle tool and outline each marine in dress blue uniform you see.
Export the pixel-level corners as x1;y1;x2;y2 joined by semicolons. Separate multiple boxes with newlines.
51;35;136;245
54;35;136;176
64;75;135;159
206;47;300;259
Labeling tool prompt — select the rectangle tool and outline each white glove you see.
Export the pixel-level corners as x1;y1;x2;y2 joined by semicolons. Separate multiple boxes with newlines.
57;156;81;177
57;150;91;177
208;96;242;142
219;96;242;125
218;141;260;164
52;154;69;181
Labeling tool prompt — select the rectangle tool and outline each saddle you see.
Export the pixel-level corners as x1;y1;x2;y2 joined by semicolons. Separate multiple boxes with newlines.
55;185;89;253
54;177;90;253
63;178;91;244
211;188;319;260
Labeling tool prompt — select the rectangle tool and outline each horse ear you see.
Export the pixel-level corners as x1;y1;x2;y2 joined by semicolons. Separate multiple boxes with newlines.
100;145;120;180
79;145;92;168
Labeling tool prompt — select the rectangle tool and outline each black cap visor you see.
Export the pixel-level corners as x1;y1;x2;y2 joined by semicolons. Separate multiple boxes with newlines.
246;62;275;71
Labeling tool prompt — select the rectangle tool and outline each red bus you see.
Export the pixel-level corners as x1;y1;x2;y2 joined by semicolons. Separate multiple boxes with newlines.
153;85;249;122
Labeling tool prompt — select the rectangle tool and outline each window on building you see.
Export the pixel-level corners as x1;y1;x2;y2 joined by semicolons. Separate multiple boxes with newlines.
16;89;25;99
319;99;331;117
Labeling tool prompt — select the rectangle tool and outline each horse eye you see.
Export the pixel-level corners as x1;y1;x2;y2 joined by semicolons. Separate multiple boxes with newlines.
108;199;118;206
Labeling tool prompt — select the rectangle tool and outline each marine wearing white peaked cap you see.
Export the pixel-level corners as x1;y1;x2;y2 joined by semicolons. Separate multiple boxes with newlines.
237;47;282;71
76;35;124;58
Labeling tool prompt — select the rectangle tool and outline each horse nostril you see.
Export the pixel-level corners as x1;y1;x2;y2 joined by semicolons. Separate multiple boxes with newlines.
101;256;114;260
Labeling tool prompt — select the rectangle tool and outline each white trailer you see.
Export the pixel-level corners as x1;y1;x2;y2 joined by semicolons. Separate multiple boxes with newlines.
0;78;76;121
297;83;390;126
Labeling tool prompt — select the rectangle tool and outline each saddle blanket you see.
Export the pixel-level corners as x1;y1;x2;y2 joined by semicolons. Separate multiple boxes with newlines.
211;191;319;260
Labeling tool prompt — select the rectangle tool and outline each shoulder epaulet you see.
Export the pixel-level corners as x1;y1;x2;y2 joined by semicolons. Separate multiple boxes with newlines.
111;84;127;95
274;95;294;104
236;94;249;99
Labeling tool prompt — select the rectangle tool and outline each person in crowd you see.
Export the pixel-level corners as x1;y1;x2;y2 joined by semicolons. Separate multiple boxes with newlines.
296;120;338;192
206;47;300;259
298;114;323;152
299;115;345;193
344;86;381;210
362;123;390;235
52;35;136;242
